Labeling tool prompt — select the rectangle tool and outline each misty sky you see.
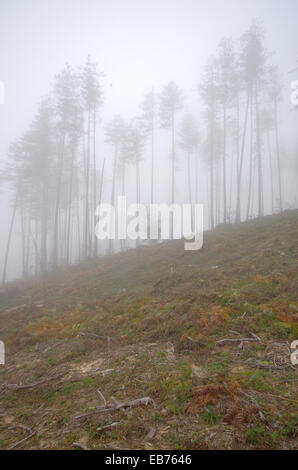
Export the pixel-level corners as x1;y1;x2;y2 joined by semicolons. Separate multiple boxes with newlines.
0;0;297;153
0;0;297;280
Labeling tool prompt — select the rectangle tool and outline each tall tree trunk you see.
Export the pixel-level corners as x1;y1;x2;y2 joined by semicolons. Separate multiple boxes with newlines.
99;158;106;206
267;131;274;214
228;136;235;223
222;104;227;224
52;134;65;268
235;90;250;222
171;111;175;205
206;174;211;229
216;158;221;225
85;108;91;258
187;152;192;204
20;208;26;278
66;149;75;265
120;162;126;252
24;208;31;277
274;98;283;213
34;219;39;275
210;112;215;230
76;195;81;262
255;84;264;218
195;150;199;204
30;224;41;275
109;148;118;253
250;156;256;219
93;106;98;256
151;112;154;204
40;174;49;275
170;111;176;237
2;195;18;286
246;96;254;221
97;158;105;253
136;157;140;248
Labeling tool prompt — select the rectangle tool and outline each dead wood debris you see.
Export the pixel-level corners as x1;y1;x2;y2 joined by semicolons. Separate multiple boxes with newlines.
145;427;156;440
97;422;120;431
72;442;91;450
74;396;156;420
216;334;261;346
1;374;64;392
7;424;35;450
79;333;113;351
97;389;107;406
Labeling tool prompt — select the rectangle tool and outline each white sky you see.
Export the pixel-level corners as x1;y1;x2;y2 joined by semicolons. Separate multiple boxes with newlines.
0;0;297;152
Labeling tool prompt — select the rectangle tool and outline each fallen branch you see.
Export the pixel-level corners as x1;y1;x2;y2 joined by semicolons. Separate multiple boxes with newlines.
250;332;261;342
111;396;128;415
3;304;27;314
261;392;298;405
104;443;129;450
3;374;64;391
72;442;91;451
97;389;107;406
184;336;205;346
79;332;100;339
74;396;156;420
8;432;35;450
79;333;113;351
8;424;32;433
145;427;156;440
43;341;65;353
216;337;260;345
244;358;293;370
97;422;120;431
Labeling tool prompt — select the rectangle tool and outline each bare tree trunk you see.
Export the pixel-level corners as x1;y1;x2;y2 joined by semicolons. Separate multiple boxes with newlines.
85;108;91;258
274;98;283;213
20;208;26;278
109;148;118;253
2;195;18;287
250;156;256;219
228;137;235;223
24;209;31;277
195;150;199;204
222;104;227;224
235;90;250;222
94;158;105;254
99;158;106;206
246;97;254;220
30;224;41;275
135;156;141;248
218;160;221;224
53;135;65;268
151;112;154;204
120;161;126;252
93;107;98;256
187;152;192;204
34;219;39;275
255;84;264;218
171;111;175;205
40;182;48;275
76;195;81;262
66;149;75;265
267;131;274;214
209;104;215;230
206;174;211;230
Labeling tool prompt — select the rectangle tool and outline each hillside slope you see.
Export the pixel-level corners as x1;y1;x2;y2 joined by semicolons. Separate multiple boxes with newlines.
0;211;297;450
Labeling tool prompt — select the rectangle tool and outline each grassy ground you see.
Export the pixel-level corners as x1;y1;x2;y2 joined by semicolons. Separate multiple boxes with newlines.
0;210;297;450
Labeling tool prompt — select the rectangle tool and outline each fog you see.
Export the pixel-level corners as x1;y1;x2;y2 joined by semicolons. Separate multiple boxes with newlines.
0;0;297;282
